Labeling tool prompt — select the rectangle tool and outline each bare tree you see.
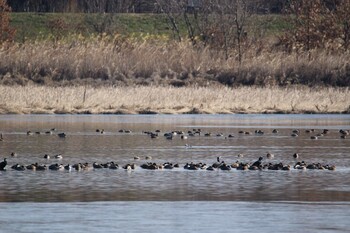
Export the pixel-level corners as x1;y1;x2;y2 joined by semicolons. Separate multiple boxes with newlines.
193;0;253;62
0;0;16;43
335;0;350;50
155;0;185;42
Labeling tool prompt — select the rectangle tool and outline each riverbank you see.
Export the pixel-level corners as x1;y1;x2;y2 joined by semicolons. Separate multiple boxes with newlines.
0;85;348;114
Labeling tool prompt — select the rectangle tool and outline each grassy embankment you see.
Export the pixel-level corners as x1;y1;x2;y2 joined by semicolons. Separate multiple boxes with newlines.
0;13;349;114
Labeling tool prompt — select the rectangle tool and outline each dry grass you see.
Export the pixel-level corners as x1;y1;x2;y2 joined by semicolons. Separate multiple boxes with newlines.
0;85;348;114
0;38;350;87
0;36;349;114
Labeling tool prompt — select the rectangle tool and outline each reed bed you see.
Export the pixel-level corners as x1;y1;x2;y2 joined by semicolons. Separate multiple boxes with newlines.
0;38;350;87
0;85;348;114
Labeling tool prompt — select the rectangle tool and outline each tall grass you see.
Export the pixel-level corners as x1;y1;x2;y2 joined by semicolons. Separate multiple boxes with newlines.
0;37;349;87
0;85;348;114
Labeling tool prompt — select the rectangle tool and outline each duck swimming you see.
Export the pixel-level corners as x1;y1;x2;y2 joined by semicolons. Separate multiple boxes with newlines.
58;133;66;138
0;158;7;170
251;157;263;168
266;152;274;159
54;154;63;159
293;153;299;159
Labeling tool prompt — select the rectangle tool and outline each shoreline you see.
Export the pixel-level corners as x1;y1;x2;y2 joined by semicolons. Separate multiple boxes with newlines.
0;85;349;115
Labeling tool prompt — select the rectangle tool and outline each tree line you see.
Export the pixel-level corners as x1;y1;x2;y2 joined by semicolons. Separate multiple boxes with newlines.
6;0;286;13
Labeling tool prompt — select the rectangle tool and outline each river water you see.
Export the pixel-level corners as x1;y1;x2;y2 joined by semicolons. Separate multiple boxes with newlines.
0;114;349;232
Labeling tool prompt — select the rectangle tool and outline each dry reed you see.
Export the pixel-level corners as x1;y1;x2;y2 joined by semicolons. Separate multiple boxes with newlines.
0;85;348;114
0;38;350;87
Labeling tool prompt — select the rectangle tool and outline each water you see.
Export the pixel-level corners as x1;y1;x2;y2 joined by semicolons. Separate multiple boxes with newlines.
0;114;350;232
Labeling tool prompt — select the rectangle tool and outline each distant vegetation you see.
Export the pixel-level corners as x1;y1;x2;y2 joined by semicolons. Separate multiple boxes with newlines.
6;0;285;14
0;0;349;88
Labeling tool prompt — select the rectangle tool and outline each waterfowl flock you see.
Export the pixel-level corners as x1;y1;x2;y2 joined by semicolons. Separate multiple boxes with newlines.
0;127;348;172
0;155;337;172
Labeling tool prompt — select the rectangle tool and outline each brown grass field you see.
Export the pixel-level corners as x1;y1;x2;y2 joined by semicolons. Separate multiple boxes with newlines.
0;28;350;114
0;85;348;114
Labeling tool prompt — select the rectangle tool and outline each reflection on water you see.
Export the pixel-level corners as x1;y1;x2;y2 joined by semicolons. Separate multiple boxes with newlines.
0;114;350;202
1;201;350;233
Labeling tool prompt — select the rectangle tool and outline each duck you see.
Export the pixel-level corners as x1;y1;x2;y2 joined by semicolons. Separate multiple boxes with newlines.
11;152;17;157
310;135;318;140
305;129;314;133
93;162;103;169
292;129;300;134
145;156;152;160
293;153;299;159
294;161;307;170
236;163;249;170
0;158;7;170
255;130;264;135
272;129;279;133
163;163;174;169
134;156;140;160
44;154;50;159
36;164;47;171
49;163;64;171
54;154;63;159
251;157;263;168
164;133;173;140
220;163;232;171
123;164;132;170
266;152;274;159
109;162;119;169
231;161;240;168
64;164;72;171
140;163;156;170
206;166;215;171
181;135;188;140
11;164;26;171
58;133;66;138
27;131;34;136
72;163;82;171
100;129;105;134
26;163;38;170
340;129;349;135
